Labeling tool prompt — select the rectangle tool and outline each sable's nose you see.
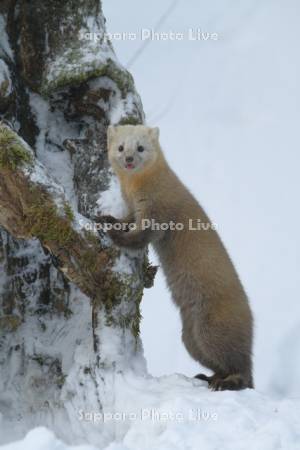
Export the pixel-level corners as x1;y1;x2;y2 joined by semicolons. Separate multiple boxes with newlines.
126;156;134;163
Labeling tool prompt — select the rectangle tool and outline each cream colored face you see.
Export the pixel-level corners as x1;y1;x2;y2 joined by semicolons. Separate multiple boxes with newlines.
107;125;160;173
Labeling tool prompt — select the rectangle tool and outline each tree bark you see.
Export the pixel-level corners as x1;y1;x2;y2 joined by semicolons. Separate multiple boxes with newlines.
0;1;154;445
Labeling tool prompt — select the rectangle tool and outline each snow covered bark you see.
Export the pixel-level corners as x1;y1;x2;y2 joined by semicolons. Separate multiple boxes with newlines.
0;2;154;446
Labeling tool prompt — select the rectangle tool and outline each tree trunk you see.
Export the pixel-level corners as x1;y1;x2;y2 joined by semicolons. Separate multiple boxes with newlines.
0;1;154;446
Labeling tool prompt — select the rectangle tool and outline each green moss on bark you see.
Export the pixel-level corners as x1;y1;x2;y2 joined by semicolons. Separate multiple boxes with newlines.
118;116;141;126
63;202;75;222
0;126;33;170
100;272;144;339
24;191;77;247
41;59;135;98
0;315;22;332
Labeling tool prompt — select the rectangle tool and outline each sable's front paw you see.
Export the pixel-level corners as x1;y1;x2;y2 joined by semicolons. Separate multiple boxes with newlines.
107;228;124;245
94;215;118;225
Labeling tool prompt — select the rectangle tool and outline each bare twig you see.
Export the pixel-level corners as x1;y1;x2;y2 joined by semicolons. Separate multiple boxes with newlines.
126;0;180;69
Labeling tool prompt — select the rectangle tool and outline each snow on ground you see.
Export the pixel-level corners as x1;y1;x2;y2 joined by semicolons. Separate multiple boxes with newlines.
1;374;300;450
0;428;97;450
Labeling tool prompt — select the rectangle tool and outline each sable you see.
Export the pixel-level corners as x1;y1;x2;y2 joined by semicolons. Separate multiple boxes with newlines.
106;125;254;391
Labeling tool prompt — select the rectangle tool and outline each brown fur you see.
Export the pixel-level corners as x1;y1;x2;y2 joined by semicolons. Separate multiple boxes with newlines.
105;125;254;391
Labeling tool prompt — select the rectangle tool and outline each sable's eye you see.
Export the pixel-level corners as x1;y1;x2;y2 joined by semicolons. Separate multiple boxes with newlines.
118;145;124;152
137;145;144;153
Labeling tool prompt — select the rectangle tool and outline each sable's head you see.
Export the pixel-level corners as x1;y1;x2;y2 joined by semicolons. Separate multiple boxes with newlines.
107;125;160;174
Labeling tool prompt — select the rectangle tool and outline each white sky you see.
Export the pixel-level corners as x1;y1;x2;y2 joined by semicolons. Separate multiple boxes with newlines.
103;0;300;396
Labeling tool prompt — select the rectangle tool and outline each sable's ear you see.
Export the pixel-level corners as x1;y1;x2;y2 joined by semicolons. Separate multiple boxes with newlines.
107;126;116;146
150;127;160;140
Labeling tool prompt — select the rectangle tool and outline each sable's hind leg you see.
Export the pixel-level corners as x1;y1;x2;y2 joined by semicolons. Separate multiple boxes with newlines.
194;373;223;389
195;314;253;390
194;373;212;382
182;308;253;391
195;372;252;391
182;322;228;387
210;374;246;391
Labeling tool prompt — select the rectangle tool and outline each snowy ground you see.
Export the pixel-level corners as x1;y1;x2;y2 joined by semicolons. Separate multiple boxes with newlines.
1;373;300;450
